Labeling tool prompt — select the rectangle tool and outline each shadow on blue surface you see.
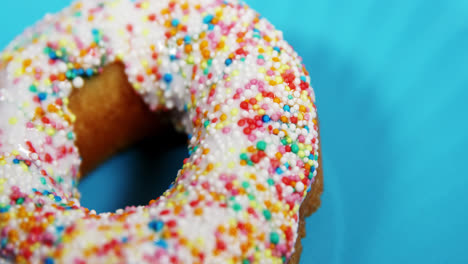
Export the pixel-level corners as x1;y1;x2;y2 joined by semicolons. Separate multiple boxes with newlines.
79;128;188;212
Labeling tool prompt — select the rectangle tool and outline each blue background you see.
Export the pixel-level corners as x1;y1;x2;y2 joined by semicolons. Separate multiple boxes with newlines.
1;1;468;263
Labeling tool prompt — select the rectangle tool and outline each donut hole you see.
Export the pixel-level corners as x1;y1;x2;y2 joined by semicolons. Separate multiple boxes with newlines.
68;63;188;212
79;128;188;213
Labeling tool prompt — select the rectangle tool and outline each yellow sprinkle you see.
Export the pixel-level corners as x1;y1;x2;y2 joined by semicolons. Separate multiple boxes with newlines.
8;117;18;125
258;109;265;115
258;67;265;73
46;128;55;136
232;70;239;76
230;108;238;116
21;163;28;172
187;55;194;64
12;150;19;156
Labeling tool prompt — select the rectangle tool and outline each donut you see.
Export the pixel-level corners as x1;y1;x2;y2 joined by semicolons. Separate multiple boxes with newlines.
0;0;323;263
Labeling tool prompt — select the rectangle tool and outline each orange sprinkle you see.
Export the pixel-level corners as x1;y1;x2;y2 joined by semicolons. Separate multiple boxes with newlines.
194;207;203;215
184;44;193;53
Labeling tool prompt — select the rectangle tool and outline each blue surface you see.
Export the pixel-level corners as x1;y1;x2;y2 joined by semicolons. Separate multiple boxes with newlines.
2;1;468;263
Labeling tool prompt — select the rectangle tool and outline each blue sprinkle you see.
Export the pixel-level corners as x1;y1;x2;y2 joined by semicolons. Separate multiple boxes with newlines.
284;162;290;169
300;76;307;82
308;154;314;160
310;166;316;173
44;257;54;264
86;68;94;77
273;46;281;53
92;28;99;35
49;51;58;60
208;24;215;30
203;14;214;24
184;35;191;43
121;237;128;243
77;68;85;76
1;238;7;247
276;167;283;174
38;92;47;101
171;19;180;27
154;239;168;249
304;125;310;132
170;55;177;61
12;159;19;164
225;58;232;66
56;226;64;232
32;188;38;192
163;73;173;83
42;190;50;195
262;115;270;122
148;220;164;232
0;206;10;213
283;105;290;112
54;196;62;202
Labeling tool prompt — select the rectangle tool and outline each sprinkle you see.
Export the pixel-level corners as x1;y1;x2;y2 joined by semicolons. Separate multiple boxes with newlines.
163;73;173;83
270;232;280;244
72;77;84;88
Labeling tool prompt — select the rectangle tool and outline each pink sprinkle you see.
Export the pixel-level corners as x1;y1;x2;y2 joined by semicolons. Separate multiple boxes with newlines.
222;127;231;134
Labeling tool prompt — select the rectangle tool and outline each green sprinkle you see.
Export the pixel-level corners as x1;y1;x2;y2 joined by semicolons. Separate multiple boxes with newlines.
281;138;288;145
67;132;74;140
240;153;249;160
40;177;46;185
203;120;210;128
256;140;267;151
16;197;24;205
263;209;272;220
243;259;250;264
242;181;250;189
267;178;275;186
232;203;242;211
270;232;280;244
29;85;37;93
291;143;299;153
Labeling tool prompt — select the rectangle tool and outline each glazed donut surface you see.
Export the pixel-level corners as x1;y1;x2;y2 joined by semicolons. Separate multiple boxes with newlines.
0;0;320;263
